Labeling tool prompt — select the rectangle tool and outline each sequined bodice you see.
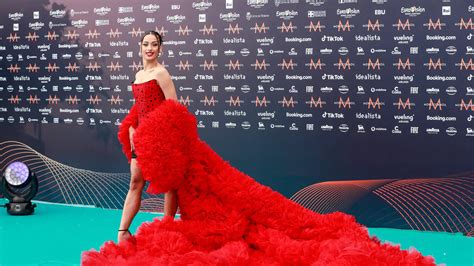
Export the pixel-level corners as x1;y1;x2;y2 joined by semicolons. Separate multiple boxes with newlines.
132;79;166;123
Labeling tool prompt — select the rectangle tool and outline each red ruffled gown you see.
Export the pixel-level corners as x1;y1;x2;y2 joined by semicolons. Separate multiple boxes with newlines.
82;79;435;265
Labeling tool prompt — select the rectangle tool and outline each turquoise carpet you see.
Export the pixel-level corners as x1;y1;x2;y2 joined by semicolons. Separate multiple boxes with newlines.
0;199;471;265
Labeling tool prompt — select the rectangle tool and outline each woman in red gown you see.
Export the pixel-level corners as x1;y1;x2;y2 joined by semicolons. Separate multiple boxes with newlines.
116;31;179;244
82;31;435;265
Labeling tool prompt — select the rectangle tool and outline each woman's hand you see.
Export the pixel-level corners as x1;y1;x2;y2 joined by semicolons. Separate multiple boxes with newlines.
129;126;135;150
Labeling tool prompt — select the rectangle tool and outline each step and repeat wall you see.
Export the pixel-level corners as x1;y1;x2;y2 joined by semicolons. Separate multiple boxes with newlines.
0;0;472;234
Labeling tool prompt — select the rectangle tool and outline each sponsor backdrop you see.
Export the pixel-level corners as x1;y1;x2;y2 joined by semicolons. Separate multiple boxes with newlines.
0;0;472;234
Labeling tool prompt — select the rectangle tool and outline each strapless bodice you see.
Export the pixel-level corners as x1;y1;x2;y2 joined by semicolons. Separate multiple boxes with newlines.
131;79;166;123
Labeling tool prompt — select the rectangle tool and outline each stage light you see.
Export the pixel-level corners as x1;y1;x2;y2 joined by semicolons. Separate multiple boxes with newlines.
1;161;38;215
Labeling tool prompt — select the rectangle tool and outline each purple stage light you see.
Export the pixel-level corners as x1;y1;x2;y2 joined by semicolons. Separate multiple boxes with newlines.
5;161;30;186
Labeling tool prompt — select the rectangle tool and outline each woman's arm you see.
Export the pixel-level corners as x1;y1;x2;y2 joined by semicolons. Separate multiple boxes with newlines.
118;104;139;162
155;67;178;101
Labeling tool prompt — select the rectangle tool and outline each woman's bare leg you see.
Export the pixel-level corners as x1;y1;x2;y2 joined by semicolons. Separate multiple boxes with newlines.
118;158;145;243
164;190;178;218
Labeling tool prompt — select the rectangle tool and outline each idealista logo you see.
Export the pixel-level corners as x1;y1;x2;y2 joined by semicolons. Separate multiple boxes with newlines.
142;4;160;13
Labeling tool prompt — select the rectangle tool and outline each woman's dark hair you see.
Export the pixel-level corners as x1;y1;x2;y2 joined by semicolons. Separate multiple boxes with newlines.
140;30;163;46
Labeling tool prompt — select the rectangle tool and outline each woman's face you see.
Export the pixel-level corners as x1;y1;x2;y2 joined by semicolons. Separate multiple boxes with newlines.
141;34;160;60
